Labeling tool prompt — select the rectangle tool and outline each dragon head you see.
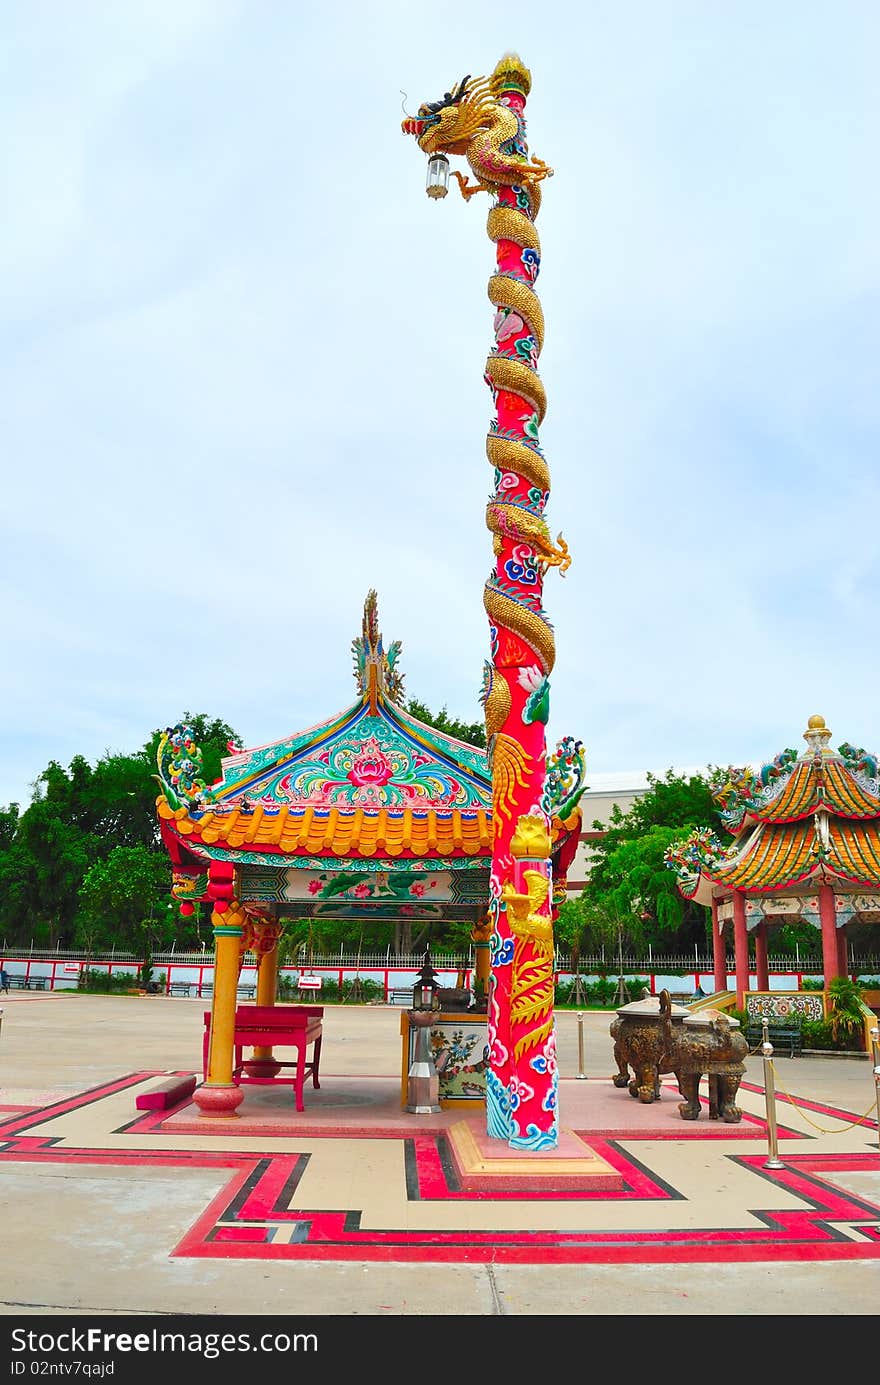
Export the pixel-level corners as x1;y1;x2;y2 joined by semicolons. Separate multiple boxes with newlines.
401;74;486;154
402;55;531;154
402;57;545;205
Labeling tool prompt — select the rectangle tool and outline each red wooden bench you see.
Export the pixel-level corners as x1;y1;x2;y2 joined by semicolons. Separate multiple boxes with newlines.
202;1004;323;1112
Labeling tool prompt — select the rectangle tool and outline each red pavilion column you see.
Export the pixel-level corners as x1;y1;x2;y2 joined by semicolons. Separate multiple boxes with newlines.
754;919;769;993
835;915;849;979
819;882;842;985
711;897;727;994
732;890;750;1009
403;57;564;1148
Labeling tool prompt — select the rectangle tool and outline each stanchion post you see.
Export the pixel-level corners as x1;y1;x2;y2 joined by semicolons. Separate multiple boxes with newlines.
576;1012;586;1080
761;1018;784;1170
871;1025;880;1152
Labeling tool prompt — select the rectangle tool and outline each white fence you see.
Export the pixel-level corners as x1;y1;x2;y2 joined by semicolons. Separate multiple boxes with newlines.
5;949;878;1002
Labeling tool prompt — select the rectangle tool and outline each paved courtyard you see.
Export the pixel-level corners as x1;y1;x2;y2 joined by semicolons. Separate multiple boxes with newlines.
1;992;879;1317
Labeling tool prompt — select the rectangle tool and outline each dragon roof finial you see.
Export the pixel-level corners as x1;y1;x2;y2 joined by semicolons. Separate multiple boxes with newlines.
351;590;405;711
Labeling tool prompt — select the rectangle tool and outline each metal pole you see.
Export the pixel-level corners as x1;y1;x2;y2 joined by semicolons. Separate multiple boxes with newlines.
871;1026;880;1152
761;1018;784;1169
576;1012;586;1079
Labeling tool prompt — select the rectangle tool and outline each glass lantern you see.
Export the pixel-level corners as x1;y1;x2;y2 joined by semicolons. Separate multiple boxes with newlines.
425;153;450;199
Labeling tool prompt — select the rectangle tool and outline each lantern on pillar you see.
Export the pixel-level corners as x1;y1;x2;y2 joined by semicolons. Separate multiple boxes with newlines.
425;153;450;199
412;948;441;1010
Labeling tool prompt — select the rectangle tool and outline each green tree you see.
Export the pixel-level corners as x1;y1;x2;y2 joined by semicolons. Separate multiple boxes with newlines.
14;779;96;946
77;845;171;954
0;713;241;949
582;769;728;952
406;699;486;749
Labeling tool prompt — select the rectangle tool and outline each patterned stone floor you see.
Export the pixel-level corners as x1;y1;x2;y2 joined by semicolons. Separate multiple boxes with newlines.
2;1069;878;1265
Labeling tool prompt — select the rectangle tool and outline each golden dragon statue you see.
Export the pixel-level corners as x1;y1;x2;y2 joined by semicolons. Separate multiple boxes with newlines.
403;55;568;679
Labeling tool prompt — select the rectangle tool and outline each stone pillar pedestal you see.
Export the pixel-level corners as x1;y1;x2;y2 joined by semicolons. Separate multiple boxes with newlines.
192;1083;245;1118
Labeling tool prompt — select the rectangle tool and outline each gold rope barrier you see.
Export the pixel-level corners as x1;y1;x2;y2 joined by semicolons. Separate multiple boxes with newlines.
767;1056;878;1135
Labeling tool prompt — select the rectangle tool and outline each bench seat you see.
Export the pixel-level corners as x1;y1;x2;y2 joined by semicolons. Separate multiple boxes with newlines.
135;1074;198;1110
388;988;414;1005
745;1021;802;1057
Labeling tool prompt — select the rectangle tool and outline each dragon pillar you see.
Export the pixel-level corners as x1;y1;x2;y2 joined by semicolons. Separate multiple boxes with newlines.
403;54;565;1149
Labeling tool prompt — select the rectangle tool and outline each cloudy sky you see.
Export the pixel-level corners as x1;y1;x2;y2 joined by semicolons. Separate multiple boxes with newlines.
3;1;879;809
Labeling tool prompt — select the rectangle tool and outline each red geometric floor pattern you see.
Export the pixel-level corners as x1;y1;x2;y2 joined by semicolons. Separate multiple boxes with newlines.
1;1073;878;1264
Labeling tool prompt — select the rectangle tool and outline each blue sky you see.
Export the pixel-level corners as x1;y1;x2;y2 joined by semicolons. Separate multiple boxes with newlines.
2;1;879;809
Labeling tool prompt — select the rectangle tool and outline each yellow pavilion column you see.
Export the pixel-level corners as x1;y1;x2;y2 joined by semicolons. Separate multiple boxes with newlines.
243;917;283;1079
257;939;280;1006
471;912;492;1004
193;900;247;1118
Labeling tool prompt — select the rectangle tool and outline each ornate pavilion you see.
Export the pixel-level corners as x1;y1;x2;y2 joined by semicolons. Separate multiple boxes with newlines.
156;593;586;1117
665;714;880;1007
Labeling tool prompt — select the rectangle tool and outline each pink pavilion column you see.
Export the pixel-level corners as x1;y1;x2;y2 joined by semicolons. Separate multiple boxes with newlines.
819;882;842;985
732;890;750;1010
835;915;849;979
754;919;769;993
711;897;727;994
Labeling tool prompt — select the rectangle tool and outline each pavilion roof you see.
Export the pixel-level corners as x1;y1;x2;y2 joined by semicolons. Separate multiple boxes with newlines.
712;716;880;834
156;592;586;872
158;799;492;861
666;716;880;904
675;817;880;902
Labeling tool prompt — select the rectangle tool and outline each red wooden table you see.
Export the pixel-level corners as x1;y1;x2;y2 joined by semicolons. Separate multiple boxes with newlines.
202;1004;323;1111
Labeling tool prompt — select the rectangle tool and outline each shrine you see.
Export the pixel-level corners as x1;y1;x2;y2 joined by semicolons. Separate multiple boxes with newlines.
665;714;880;1006
153;52;595;1151
155;591;586;1120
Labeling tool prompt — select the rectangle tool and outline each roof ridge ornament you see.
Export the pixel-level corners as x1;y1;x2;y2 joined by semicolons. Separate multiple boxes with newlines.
155;723;216;811
838;741;880;779
803;713;832;758
712;745;797;826
351;590;406;711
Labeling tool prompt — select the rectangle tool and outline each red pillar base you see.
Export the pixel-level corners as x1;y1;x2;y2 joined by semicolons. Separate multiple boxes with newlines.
193;1083;245;1118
